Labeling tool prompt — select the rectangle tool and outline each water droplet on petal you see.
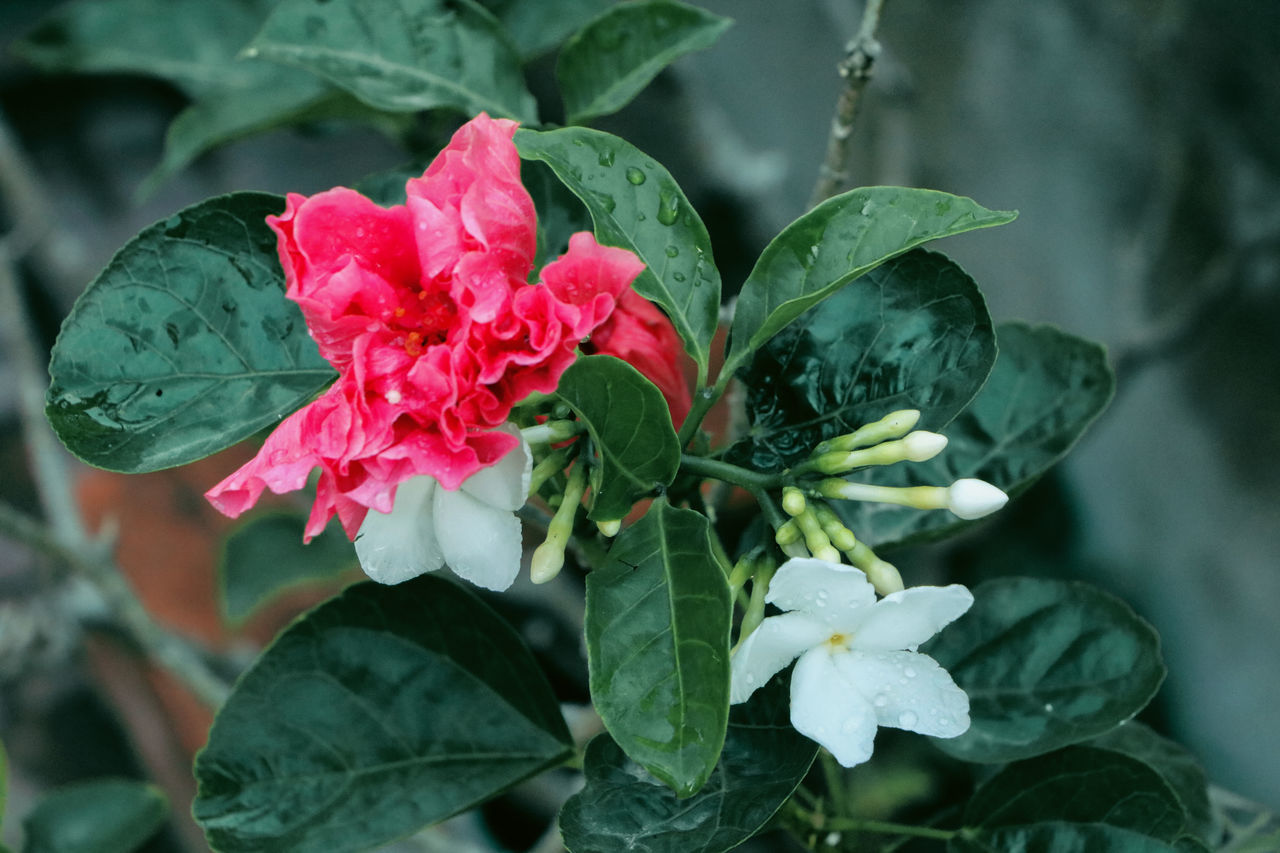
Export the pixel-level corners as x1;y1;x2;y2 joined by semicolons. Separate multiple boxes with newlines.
904;666;917;678
841;717;858;733
873;694;888;707
898;710;918;728
745;673;755;685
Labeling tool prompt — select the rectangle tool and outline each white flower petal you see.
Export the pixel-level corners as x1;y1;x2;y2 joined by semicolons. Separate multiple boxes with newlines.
730;611;829;703
834;648;969;738
765;558;876;627
460;426;532;511
852;585;974;651
434;486;522;591
355;475;444;584
790;647;878;767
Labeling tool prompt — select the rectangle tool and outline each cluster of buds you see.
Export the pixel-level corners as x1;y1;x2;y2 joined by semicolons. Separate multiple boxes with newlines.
772;409;1008;594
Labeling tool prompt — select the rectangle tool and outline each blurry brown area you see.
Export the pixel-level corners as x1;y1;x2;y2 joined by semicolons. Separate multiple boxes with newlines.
74;446;344;763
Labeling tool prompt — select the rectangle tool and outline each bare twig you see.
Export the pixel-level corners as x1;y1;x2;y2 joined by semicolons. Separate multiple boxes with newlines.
808;0;889;209
0;110;232;709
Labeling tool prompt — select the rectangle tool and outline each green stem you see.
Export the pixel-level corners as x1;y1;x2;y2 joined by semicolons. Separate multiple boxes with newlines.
789;804;957;842
679;453;784;492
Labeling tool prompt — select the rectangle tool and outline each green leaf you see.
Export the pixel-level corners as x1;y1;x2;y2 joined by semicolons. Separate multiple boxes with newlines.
247;0;537;122
483;0;614;58
951;823;1181;853
725;187;1016;375
142;65;404;196
219;513;357;624
560;675;818;853
11;0;271;96
516;126;721;382
555;356;680;521
732;248;995;472
194;576;572;852
1089;722;1214;843
523;159;593;270
839;321;1115;548
925;577;1166;763
22;779;168;853
46;192;335;473
558;0;732;125
965;746;1188;842
585;499;731;796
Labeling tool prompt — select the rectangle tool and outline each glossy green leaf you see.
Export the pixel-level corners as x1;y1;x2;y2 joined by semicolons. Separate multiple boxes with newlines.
11;0;271;96
219;513;357;624
143;66;403;196
555;356;680;521
925;577;1165;763
965;746;1188;842
248;0;537;122
22;779;168;853
839;321;1115;548
516;126;721;381
726;187;1015;374
951;823;1181;853
1090;722;1214;842
585;500;731;796
561;675;817;852
194;576;572;852
483;0;614;58
558;0;732;125
732;249;995;471
523;159;593;270
46;193;335;473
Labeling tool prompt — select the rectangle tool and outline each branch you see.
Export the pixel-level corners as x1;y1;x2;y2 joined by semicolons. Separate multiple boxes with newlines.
808;0;889;209
0;111;232;709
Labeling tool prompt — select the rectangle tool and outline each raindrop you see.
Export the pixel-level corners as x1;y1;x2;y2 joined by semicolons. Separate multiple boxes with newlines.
903;666;917;678
860;199;875;216
664;245;679;258
356;226;366;238
625;167;646;185
656;190;679;225
1043;702;1054;712
672;272;686;282
873;694;888;708
939;716;951;727
598;149;616;167
745;673;755;685
841;718;858;733
898;710;918;728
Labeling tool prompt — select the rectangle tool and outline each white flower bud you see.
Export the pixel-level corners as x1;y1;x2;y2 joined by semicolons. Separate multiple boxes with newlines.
900;431;948;462
946;478;1008;519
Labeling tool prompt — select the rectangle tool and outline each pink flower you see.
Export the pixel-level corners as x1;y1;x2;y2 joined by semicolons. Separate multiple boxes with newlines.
585;288;693;426
206;114;646;559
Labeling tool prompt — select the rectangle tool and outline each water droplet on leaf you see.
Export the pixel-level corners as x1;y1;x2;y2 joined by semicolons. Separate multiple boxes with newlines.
657;190;679;225
625;167;646;185
665;245;679;258
598;149;616;167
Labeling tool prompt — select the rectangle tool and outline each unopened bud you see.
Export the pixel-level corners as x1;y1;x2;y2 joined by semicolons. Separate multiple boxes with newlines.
864;558;904;595
596;519;621;537
900;431;948;462
946;478;1008;520
531;460;588;584
530;539;567;584
812;409;922;455
775;519;802;546
522;419;580;445
781;487;807;517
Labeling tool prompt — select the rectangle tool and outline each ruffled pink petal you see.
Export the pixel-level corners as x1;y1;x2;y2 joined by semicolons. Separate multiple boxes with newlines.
540;232;646;335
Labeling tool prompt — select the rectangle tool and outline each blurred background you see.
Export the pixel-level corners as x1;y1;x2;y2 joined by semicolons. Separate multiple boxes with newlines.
1;0;1277;849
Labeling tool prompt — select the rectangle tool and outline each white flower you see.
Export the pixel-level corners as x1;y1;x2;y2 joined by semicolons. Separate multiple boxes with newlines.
731;557;973;767
354;425;532;591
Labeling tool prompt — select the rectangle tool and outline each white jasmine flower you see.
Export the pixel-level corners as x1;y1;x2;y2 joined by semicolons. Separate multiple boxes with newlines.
731;557;973;767
355;425;532;591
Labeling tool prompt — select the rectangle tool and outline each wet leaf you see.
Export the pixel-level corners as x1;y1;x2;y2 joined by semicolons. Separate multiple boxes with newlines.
585;500;731;796
559;0;731;125
194;576;571;852
22;780;168;853
46;192;335;473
